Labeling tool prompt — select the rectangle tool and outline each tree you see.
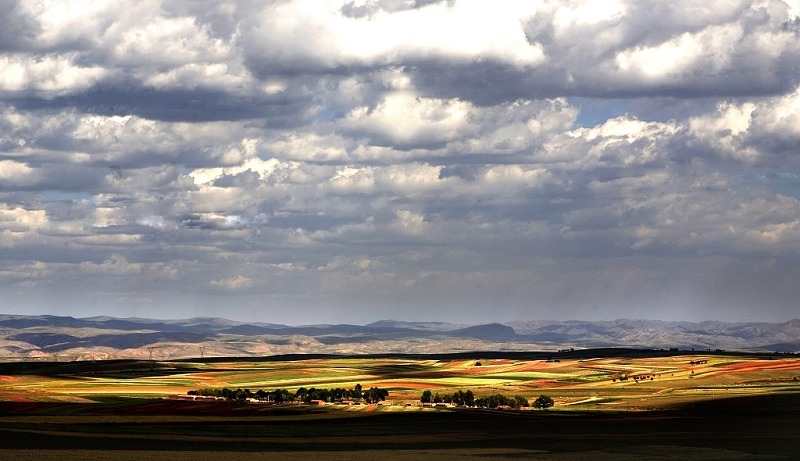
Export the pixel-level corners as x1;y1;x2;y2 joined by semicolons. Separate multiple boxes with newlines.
330;387;346;402
363;387;389;403
420;390;432;404
474;394;511;409
273;388;294;403
464;389;475;407
533;394;554;410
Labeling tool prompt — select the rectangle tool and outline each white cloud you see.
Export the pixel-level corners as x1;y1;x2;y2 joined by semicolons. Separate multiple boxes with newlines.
0;261;48;283
345;92;473;146
245;0;545;69
750;87;800;137
263;132;351;162
394;209;425;235
615;24;738;79
210;275;253;290
27;0;140;47
329;165;376;191
682;86;800;162
375;163;445;193
0;205;47;232
79;254;142;275
0;54;106;94
0;160;36;183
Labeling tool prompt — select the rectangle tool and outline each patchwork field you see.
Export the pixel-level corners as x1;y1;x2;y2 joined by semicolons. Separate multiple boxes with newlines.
1;351;799;411
1;351;799;459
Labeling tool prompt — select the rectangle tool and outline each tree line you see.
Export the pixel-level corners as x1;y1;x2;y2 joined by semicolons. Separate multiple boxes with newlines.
188;383;389;404
420;389;554;410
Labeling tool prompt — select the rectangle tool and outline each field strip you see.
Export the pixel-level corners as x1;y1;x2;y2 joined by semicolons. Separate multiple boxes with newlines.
560;396;599;406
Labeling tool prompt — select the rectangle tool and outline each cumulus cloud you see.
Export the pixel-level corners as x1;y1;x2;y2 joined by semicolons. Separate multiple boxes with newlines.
0;206;47;246
2;1;800;323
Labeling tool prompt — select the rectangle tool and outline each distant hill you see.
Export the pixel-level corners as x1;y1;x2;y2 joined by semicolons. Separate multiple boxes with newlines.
449;323;518;342
365;320;467;331
505;319;800;352
0;314;798;360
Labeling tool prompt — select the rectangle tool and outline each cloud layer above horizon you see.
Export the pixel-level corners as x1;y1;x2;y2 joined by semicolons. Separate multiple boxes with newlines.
2;0;800;324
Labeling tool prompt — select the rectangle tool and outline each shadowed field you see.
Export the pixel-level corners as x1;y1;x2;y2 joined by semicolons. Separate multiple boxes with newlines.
0;394;799;460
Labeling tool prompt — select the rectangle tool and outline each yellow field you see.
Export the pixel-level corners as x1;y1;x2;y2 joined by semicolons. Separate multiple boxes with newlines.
1;354;799;410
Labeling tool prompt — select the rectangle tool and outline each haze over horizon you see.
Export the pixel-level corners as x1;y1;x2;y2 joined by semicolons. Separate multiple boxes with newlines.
2;1;800;326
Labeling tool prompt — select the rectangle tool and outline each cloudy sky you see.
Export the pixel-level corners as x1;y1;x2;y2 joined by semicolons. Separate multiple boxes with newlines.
2;0;800;325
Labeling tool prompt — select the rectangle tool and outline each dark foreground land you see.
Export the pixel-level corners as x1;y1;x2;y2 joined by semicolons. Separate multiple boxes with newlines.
1;393;799;460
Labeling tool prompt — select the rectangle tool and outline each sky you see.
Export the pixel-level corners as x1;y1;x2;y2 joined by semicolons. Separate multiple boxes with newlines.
1;0;800;325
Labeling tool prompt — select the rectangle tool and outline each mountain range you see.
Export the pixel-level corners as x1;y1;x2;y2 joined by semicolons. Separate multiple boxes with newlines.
1;314;798;361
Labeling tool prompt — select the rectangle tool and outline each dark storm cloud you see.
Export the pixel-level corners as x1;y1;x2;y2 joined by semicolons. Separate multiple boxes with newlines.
0;2;42;52
8;86;316;124
409;56;800;106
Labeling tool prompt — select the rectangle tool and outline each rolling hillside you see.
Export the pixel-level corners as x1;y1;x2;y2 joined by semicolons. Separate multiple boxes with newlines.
0;314;798;360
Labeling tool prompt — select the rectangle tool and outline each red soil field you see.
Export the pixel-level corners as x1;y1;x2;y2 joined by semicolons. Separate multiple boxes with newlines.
717;358;800;373
2;393;35;403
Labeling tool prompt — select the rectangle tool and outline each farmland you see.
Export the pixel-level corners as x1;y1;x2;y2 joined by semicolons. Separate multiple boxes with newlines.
1;350;799;459
1;350;799;410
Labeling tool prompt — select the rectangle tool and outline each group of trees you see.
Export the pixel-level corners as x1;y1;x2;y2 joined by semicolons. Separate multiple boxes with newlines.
419;389;555;410
187;384;553;410
188;383;389;404
532;394;554;409
295;383;387;403
190;387;258;401
295;385;388;404
420;389;475;406
475;393;530;409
